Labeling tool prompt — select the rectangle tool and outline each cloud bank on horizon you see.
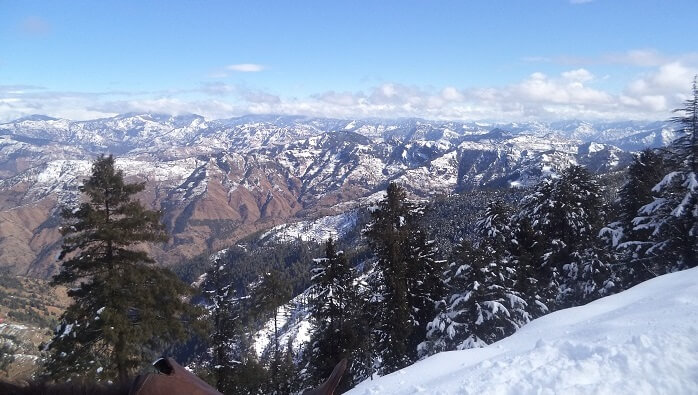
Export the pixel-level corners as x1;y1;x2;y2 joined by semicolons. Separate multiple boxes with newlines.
2;56;695;123
1;1;697;123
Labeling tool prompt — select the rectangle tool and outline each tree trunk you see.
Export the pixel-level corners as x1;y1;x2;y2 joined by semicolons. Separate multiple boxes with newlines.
116;331;128;382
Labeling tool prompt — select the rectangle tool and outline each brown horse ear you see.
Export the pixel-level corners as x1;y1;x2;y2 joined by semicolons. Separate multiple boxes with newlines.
303;358;348;395
130;357;221;395
152;357;174;375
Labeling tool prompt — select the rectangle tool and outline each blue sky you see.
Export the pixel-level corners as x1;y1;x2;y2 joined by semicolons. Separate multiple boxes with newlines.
1;0;697;121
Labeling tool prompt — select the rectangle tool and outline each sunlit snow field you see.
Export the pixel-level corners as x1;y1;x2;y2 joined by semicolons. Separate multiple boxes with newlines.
348;268;698;394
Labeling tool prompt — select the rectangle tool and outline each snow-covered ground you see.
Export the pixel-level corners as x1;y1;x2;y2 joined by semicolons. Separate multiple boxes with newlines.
348;268;698;394
252;294;312;358
259;212;357;244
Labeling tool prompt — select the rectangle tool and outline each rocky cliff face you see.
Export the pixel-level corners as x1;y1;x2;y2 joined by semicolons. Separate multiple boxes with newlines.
0;114;662;277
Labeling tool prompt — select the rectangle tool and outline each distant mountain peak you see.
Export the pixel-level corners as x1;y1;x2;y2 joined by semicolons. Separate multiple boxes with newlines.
11;114;59;123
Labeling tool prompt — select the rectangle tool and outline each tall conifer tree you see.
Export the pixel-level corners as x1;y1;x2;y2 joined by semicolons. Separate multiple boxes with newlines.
203;263;246;394
425;201;528;351
601;149;665;286
365;183;414;373
304;239;359;393
365;183;446;372
251;269;291;392
44;155;203;381
515;165;613;309
633;78;698;272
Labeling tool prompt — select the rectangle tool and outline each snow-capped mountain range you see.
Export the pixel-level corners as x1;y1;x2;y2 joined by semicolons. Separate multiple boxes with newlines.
0;113;676;277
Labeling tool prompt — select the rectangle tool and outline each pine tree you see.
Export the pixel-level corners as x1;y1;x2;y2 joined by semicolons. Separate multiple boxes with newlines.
477;200;530;328
425;200;528;351
632;78;698;272
225;350;269;395
251;269;291;392
365;183;446;373
601;149;665;286
304;239;360;392
510;217;549;318
273;340;299;395
351;273;381;383
478;200;511;253
515;165;613;310
203;263;246;394
426;238;527;350
405;222;447;359
364;183;414;373
43;155;203;381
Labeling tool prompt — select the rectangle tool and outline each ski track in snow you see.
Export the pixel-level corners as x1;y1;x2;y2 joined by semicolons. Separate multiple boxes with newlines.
348;268;698;395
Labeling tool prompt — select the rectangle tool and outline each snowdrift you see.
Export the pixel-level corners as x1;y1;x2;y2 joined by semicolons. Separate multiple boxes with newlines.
348;268;698;394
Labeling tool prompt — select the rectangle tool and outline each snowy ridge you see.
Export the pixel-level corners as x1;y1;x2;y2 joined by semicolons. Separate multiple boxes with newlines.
259;211;358;244
348;268;698;394
0;113;670;275
0;114;654;206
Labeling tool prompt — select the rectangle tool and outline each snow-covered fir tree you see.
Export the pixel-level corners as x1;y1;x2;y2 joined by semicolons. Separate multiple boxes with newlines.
515;165;614;310
425;237;527;350
601;149;666;286
632;78;698;272
364;183;414;373
250;270;292;393
405;219;447;359
478;200;511;251
424;200;528;352
364;182;446;374
479;200;531;329
510;216;549;318
303;238;360;393
202;262;248;394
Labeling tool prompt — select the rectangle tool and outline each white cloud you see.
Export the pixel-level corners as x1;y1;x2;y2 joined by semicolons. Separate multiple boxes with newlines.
87;98;237;120
441;86;464;101
225;64;266;72
621;61;698;112
562;68;594;82
2;62;697;123
570;0;593;4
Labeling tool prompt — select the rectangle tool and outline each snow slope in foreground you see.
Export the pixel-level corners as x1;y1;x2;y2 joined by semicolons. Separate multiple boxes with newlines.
348;268;698;395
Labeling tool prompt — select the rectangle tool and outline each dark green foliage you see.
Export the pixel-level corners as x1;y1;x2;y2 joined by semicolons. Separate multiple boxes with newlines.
425;200;528;352
194;238;323;394
365;183;415;373
420;189;526;258
251;269;292;391
364;183;447;374
210;240;322;299
669;77;698;173
514;165;613;310
43;154;204;382
271;341;298;395
303;239;361;393
601;149;666;286
203;263;246;394
226;355;269;395
428;238;527;350
0;334;17;373
618;150;667;226
405;226;446;358
632;78;698;273
510;217;548;318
